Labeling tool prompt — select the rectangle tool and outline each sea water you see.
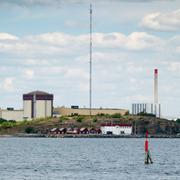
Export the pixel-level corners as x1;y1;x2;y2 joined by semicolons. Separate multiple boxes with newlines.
0;138;179;180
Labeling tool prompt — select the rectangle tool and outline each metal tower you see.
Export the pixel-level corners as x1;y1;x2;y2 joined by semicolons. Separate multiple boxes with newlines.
89;4;92;116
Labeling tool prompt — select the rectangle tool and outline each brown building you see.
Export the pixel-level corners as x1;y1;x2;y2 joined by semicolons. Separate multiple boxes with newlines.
54;106;129;116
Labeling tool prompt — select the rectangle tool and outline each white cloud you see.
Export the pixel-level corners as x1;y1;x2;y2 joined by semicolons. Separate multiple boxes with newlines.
64;68;89;80
29;32;75;46
141;9;180;31
0;31;165;57
78;82;89;92
126;32;163;50
126;62;144;73
2;78;14;91
0;33;18;40
124;95;152;103
25;69;34;79
93;33;126;48
92;32;163;50
25;59;52;66
167;62;180;72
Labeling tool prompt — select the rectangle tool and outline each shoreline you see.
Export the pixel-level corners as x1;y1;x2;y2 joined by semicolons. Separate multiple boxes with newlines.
0;134;180;138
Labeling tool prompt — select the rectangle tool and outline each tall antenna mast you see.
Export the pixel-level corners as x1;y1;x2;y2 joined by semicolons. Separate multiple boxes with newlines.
89;4;92;116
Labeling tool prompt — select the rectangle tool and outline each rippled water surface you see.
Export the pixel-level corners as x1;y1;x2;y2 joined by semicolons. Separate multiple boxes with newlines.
0;138;179;180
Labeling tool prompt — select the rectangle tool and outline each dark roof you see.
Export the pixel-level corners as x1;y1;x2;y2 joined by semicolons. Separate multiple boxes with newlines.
50;128;58;132
26;90;50;95
101;124;132;127
80;128;88;131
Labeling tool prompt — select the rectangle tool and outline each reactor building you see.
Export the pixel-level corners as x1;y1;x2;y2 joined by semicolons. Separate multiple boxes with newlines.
23;91;53;119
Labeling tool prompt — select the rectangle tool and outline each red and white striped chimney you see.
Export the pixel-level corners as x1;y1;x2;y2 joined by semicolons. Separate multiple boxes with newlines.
154;69;158;104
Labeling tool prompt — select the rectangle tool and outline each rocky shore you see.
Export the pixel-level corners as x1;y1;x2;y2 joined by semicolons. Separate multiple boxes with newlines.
0;115;180;136
1;133;180;138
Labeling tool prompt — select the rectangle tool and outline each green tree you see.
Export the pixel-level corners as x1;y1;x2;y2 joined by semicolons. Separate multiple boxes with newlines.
111;113;122;118
93;118;97;123
0;118;7;124
76;116;84;123
25;126;36;134
176;119;180;124
59;116;69;122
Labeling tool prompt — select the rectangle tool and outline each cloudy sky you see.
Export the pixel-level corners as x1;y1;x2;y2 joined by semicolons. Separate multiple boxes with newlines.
0;0;180;118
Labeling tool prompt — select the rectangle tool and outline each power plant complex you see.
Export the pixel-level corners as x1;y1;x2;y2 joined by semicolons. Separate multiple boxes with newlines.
0;7;162;121
0;69;161;121
0;6;162;121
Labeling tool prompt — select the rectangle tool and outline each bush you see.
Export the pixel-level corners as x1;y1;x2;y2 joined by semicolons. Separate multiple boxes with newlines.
8;120;16;123
93;118;97;123
59;116;69;122
0;118;7;124
0;121;15;128
76;116;84;123
18;120;31;126
124;111;130;116
111;113;122;118
25;126;36;134
137;112;155;117
105;114;111;118
97;113;112;117
97;113;105;116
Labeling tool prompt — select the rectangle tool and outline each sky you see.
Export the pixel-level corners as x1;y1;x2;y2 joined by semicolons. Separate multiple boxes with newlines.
0;0;180;118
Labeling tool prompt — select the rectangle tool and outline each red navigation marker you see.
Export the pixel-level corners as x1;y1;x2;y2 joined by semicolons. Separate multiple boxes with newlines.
145;139;148;153
144;130;153;164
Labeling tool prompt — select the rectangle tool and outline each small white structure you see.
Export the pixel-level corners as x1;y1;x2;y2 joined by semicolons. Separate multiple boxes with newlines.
101;124;132;135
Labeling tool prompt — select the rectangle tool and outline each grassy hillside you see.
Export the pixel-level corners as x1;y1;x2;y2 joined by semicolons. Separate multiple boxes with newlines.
0;114;180;135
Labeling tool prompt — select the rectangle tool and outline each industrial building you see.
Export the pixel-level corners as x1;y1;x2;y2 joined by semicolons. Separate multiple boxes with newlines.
23;91;53;119
132;103;161;117
0;108;23;121
132;69;161;118
0;91;54;121
101;124;132;135
53;106;129;116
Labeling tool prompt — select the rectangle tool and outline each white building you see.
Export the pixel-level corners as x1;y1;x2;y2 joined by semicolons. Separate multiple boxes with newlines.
101;124;132;135
23;91;53;119
0;108;23;121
